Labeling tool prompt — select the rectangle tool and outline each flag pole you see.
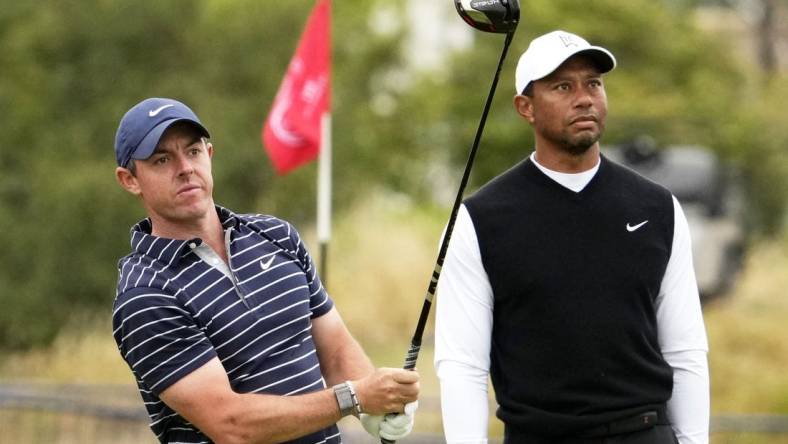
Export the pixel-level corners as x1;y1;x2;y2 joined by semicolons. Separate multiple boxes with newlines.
317;112;332;287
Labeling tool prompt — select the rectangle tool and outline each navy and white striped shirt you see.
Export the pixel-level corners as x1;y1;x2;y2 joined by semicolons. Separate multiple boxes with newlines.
112;206;339;444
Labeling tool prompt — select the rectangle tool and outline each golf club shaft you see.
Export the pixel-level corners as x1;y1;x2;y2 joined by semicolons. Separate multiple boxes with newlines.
381;30;516;444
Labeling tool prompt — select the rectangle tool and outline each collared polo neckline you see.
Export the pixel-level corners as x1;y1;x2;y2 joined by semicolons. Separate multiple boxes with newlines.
128;206;239;266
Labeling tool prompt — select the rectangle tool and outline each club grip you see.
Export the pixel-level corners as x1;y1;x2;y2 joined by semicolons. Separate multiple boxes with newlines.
379;342;421;444
403;342;420;371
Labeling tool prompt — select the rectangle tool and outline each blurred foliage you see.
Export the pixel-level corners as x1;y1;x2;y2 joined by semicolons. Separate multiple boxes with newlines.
0;0;400;350
0;0;786;350
398;0;788;232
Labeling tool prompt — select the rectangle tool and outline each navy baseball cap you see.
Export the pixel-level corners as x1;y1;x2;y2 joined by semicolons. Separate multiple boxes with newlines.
114;98;210;168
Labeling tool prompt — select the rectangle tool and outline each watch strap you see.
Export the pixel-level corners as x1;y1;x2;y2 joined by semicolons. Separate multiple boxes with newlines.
346;380;363;417
333;382;356;418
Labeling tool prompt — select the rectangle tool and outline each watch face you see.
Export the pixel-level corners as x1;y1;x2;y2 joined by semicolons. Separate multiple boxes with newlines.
334;382;355;417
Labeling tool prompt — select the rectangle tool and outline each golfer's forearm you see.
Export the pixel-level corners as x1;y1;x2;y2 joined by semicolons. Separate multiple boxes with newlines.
319;338;375;386
204;389;342;444
312;308;375;385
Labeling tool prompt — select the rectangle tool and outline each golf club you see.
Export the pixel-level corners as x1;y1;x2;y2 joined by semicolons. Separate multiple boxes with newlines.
381;1;519;443
455;0;520;33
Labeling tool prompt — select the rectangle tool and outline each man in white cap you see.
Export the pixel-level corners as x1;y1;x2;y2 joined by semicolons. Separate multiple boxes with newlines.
112;97;419;444
434;31;709;444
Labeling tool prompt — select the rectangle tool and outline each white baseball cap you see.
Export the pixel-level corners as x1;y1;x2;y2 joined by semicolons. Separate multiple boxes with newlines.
515;30;616;94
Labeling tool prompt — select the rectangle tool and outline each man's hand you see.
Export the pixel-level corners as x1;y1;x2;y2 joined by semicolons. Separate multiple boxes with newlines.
353;368;419;414
361;401;418;440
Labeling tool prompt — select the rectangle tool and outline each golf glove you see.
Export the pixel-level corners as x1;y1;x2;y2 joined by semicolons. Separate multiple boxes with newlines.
360;401;418;440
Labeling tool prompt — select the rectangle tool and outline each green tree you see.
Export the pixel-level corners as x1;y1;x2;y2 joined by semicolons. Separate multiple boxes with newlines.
390;0;787;231
0;0;785;351
0;0;405;350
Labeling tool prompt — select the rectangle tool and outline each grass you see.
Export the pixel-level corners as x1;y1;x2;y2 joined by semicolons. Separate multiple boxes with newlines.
704;238;788;414
1;196;787;442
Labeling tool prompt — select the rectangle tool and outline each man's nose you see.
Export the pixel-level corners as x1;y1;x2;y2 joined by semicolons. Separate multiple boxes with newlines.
175;154;194;176
573;86;593;107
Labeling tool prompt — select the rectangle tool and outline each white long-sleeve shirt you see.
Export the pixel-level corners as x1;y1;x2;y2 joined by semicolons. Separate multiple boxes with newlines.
434;153;709;444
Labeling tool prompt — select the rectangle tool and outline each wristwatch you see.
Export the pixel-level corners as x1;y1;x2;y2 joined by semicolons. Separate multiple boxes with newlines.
333;381;361;418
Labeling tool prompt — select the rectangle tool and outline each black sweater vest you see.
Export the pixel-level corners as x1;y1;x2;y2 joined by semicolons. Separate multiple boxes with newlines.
464;156;674;437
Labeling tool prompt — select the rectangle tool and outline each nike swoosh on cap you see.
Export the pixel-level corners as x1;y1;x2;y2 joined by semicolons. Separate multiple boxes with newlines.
626;220;649;232
148;104;174;117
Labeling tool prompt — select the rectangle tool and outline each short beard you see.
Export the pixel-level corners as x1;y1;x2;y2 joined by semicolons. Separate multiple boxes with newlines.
560;132;599;156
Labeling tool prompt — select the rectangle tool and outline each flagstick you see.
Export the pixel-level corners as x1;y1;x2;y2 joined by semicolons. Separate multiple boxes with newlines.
317;112;332;287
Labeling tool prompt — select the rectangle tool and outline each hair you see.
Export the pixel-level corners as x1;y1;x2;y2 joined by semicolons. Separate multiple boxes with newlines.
126;159;137;176
522;82;534;97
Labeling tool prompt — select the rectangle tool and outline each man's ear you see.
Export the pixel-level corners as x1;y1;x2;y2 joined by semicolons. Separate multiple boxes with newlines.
116;167;141;195
513;94;535;123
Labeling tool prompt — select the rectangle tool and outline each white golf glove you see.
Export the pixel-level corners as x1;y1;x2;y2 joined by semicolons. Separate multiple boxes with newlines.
360;401;418;440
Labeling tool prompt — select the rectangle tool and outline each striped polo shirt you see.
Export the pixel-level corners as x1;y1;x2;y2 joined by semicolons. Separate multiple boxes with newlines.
112;206;339;444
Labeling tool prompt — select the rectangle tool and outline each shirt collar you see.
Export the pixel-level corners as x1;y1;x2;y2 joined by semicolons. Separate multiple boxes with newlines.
529;151;601;193
129;205;240;266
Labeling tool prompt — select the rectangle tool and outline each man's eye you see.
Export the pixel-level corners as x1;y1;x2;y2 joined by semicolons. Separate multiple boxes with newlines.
155;157;168;165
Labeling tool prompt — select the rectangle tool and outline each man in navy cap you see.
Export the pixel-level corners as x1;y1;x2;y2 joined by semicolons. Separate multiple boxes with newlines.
435;31;709;444
113;97;419;444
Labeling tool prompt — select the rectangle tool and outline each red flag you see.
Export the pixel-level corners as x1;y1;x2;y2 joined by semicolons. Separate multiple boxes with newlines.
263;0;331;174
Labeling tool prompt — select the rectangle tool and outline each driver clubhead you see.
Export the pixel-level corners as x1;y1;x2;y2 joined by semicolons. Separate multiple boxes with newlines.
454;0;520;34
